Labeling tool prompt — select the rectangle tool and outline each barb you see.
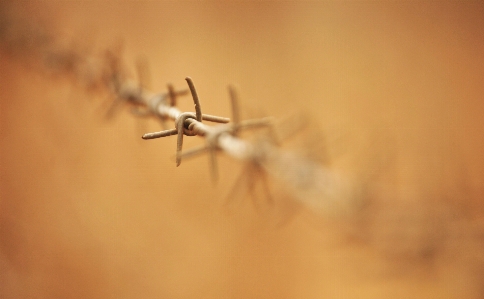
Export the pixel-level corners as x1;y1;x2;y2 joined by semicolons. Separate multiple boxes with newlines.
185;77;203;122
228;85;241;137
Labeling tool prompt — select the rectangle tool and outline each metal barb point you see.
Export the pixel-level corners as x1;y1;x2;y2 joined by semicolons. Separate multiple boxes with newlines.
185;77;203;122
167;84;189;107
142;129;178;139
167;83;177;107
228;85;241;136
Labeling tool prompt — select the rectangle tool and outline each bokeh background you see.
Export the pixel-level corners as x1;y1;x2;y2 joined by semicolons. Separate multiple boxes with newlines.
1;1;484;298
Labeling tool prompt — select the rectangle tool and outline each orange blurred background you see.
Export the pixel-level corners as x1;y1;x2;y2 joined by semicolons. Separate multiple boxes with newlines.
1;1;484;298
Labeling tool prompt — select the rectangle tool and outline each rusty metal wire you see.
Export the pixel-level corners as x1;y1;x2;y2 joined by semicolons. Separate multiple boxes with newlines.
113;76;275;177
109;73;362;215
0;4;361;214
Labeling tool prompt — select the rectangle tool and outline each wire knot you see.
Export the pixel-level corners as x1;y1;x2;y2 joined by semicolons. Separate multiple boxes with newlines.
175;112;198;136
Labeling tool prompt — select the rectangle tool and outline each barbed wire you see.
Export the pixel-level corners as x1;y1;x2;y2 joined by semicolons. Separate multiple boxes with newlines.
0;2;362;215
108;72;363;215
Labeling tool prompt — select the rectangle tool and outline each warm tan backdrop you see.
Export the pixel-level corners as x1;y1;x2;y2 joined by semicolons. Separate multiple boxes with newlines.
1;1;484;298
